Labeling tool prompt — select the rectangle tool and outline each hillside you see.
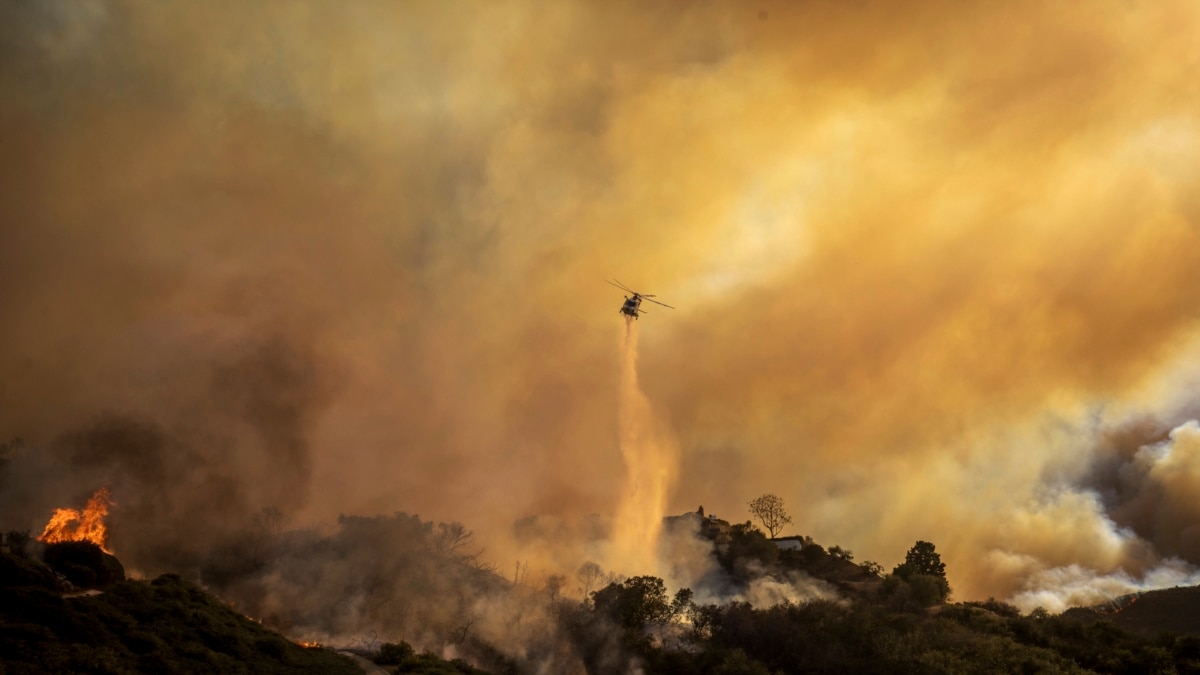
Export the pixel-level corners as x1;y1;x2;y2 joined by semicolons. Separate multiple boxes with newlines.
1;541;353;674
0;544;362;674
1104;586;1200;638
0;539;495;675
8;525;1200;674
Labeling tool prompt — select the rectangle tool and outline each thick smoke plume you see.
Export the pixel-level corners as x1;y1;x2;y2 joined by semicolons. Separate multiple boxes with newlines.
3;0;1200;642
0;334;329;580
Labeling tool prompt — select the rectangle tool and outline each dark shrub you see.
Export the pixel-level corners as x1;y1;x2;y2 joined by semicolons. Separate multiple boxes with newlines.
376;640;415;664
0;550;61;589
42;541;125;589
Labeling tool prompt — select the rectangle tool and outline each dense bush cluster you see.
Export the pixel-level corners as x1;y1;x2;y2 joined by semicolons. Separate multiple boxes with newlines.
372;640;488;674
563;593;1200;674
545;529;1200;674
41;540;126;590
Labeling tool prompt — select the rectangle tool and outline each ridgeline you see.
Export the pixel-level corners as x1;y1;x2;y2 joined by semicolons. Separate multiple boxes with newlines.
6;520;1200;674
0;537;479;674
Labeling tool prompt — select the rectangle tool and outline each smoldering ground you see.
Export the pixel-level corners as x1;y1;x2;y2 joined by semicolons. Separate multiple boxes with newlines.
4;0;1200;642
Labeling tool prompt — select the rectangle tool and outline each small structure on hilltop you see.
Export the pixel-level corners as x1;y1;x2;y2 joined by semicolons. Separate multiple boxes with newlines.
663;507;733;546
773;536;805;551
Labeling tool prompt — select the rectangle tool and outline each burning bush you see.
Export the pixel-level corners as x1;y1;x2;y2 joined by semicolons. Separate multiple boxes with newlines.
38;488;114;553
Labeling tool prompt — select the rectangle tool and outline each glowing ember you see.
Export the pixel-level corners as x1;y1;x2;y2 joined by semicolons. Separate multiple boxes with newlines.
297;640;322;649
38;487;114;553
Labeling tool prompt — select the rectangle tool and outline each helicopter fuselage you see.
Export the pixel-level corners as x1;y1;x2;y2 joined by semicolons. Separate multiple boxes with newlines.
620;294;643;318
608;280;672;318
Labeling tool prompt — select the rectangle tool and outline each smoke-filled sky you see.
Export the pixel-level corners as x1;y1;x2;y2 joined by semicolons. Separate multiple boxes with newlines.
4;0;1200;608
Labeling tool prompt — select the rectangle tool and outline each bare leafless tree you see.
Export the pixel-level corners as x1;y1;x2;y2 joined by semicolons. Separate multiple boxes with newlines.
252;506;284;535
544;573;565;601
432;522;473;556
748;493;793;539
576;561;604;600
449;614;475;644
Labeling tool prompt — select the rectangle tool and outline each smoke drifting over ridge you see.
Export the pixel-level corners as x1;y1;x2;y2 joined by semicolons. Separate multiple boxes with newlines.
2;0;1200;619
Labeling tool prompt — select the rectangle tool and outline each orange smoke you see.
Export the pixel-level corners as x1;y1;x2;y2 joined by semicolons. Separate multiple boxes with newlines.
38;487;114;553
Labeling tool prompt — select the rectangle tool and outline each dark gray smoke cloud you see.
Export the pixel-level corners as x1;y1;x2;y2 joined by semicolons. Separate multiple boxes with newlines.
1084;416;1200;564
0;334;329;576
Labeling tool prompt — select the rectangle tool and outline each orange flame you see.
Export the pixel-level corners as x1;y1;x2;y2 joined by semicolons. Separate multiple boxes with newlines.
38;487;114;553
297;640;322;649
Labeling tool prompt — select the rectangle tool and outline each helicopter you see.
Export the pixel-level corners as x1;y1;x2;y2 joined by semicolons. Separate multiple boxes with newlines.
607;279;674;319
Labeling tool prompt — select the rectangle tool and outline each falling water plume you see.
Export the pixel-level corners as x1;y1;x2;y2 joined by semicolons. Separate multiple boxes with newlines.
608;316;680;576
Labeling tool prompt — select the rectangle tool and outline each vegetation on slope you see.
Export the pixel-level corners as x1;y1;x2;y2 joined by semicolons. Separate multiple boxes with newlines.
370;640;489;674
8;513;1200;674
0;540;361;675
572;592;1200;674
558;526;1200;674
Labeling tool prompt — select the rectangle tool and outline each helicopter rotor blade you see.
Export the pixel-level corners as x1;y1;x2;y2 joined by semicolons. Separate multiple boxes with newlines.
607;279;637;294
643;297;674;309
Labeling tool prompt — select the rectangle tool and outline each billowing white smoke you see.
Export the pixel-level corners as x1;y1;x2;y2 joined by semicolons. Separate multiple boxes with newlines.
657;511;841;609
998;420;1200;612
1007;558;1200;614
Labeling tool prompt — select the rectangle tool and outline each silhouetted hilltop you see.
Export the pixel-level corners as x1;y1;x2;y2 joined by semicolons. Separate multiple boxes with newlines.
9;521;1200;674
667;507;884;600
1099;586;1200;637
0;543;361;674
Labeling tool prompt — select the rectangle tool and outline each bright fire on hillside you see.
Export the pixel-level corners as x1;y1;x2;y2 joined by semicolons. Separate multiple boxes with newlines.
38;487;114;553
